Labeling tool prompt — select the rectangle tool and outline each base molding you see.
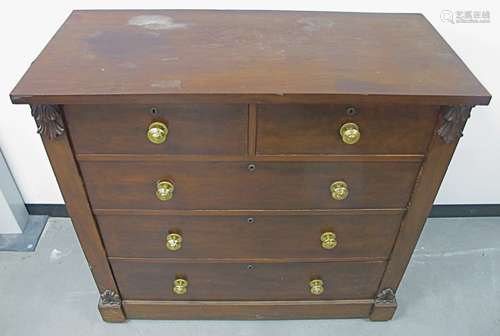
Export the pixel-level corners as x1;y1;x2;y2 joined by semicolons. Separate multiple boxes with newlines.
122;299;374;320
98;300;126;322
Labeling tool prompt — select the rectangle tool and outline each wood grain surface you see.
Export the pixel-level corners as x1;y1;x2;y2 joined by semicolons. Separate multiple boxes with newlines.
11;10;490;105
80;161;421;210
257;104;438;154
65;104;248;155
110;259;386;300
97;213;403;259
123;299;373;319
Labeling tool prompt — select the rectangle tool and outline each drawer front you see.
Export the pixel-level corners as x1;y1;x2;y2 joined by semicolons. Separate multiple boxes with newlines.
80;161;420;210
257;104;437;154
98;214;402;259
111;260;386;300
65;104;248;155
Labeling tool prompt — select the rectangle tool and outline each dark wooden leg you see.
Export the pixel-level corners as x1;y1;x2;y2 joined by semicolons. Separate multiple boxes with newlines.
36;106;126;322
374;107;469;294
370;288;397;321
371;107;471;321
98;290;126;322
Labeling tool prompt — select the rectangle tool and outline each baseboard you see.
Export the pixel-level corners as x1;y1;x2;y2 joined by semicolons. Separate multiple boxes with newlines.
26;203;500;218
0;215;48;251
429;204;500;217
26;204;68;217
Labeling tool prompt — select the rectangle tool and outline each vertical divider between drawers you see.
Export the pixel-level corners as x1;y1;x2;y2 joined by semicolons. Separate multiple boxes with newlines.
247;103;258;157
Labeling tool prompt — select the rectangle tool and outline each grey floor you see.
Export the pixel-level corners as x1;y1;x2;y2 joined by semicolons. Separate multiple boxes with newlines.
1;217;499;336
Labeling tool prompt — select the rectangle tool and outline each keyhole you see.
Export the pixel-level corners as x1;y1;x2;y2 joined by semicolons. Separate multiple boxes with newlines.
346;106;358;116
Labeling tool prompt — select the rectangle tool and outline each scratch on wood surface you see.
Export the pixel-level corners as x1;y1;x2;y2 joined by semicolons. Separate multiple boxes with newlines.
161;57;179;62
298;17;335;32
118;61;138;69
151;79;182;89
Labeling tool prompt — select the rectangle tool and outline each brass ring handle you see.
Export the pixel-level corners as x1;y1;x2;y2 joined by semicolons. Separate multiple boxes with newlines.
339;122;360;144
173;278;188;295
156;180;174;201
309;279;324;295
166;233;183;251
330;181;349;201
147;121;168;144
320;232;337;250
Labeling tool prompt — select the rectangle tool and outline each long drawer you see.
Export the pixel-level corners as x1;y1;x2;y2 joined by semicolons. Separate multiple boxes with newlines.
110;259;386;301
98;213;403;259
80;161;421;210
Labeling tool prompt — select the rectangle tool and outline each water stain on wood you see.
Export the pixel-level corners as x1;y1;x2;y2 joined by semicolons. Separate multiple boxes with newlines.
128;15;190;30
85;31;162;59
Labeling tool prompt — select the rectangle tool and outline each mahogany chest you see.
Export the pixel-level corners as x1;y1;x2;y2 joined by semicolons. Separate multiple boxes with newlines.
11;10;490;321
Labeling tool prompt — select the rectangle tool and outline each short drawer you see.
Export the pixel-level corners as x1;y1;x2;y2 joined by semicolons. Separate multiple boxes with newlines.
80;161;421;210
256;104;438;155
64;104;248;155
110;260;386;300
98;213;403;259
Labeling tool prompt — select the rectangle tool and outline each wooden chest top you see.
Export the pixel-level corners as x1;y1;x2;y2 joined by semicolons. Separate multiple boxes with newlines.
11;10;490;105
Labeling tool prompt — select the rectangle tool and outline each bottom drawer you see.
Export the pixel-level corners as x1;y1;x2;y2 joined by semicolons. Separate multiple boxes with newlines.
111;259;386;301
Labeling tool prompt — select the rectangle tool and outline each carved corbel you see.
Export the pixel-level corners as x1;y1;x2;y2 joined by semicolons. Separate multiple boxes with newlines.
30;104;65;139
375;288;396;305
437;105;472;144
99;289;122;308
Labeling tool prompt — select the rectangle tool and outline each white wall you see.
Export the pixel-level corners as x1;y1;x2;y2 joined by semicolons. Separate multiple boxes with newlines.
0;0;498;204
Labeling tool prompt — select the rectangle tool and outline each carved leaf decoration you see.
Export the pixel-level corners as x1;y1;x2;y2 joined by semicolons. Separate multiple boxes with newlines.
375;288;396;305
437;106;472;144
30;104;65;139
100;289;121;307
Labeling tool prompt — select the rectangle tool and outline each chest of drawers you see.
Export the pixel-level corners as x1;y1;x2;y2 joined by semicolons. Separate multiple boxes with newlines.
11;10;490;322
